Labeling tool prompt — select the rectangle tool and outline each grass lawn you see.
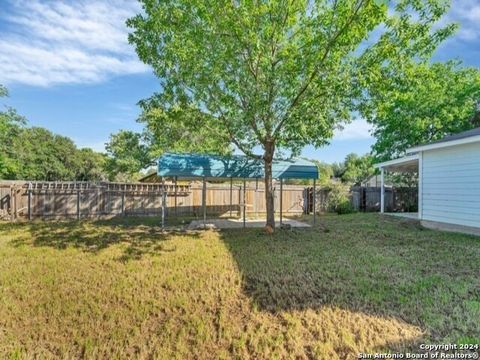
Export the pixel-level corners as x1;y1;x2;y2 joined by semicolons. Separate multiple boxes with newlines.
0;213;479;359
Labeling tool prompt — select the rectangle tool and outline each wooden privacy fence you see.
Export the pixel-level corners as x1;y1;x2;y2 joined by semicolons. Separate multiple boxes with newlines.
309;186;417;213
0;181;418;221
351;186;417;212
0;181;307;220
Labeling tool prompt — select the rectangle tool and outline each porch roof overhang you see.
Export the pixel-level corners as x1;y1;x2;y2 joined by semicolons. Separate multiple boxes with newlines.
374;154;419;173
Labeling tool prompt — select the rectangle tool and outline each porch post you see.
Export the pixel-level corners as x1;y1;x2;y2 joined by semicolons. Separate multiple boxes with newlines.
380;167;385;213
313;179;316;224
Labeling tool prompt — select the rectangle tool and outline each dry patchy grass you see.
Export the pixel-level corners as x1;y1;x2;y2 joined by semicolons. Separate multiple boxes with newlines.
0;214;479;359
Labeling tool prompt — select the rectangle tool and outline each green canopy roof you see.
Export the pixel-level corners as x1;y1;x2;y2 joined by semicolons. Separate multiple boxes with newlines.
157;153;318;180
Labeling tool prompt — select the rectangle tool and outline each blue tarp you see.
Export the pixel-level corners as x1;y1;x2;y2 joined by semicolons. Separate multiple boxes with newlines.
157;153;318;179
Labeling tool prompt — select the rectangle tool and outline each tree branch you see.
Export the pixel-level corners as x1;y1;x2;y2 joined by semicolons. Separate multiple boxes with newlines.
272;0;364;139
203;84;263;160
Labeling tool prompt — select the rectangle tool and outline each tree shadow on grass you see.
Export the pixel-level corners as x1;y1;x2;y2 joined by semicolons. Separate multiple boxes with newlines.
218;214;480;348
7;216;201;261
3;214;479;355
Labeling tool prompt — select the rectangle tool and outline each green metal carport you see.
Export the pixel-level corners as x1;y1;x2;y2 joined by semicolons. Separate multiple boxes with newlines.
157;152;319;228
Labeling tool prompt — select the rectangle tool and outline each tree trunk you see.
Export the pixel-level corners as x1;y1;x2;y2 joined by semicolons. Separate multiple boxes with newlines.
264;143;275;229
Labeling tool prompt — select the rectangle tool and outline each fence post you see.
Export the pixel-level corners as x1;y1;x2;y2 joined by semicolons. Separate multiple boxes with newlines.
229;178;233;218
121;192;125;216
28;183;32;220
10;185;15;221
76;190;80;220
161;189;166;230
279;179;283;225
303;188;308;215
313;179;316;224
161;178;166;229
361;187;366;212
238;186;241;218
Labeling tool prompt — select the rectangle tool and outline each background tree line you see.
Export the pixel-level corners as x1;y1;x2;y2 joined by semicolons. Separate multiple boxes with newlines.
1;82;375;184
0;85;106;181
1;82;376;184
0;85;233;182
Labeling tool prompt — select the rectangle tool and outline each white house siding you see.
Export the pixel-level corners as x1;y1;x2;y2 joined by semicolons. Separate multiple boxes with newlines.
421;141;480;228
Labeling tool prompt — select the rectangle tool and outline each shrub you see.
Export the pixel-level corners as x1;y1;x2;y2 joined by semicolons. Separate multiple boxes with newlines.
325;182;356;215
335;199;356;215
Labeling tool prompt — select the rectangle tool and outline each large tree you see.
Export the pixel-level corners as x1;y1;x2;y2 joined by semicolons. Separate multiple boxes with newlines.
12;127;82;181
128;0;454;228
360;61;480;161
341;153;375;184
139;102;233;158
105;130;150;181
75;148;108;181
7;127;108;181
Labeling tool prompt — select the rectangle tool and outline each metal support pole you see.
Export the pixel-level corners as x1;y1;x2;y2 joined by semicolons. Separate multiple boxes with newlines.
174;176;178;216
28;183;32;221
162;191;166;230
161;178;166;229
380;167;385;213
279;178;283;226
243;178;246;228
202;177;207;229
313;179;316;224
229;177;233;218
254;178;258;218
76;190;80;220
304;187;309;215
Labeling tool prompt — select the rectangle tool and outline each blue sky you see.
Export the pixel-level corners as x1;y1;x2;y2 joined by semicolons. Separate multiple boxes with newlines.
1;0;479;163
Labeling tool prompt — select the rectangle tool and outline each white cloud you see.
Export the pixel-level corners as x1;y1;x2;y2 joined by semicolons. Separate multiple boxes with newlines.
442;0;480;42
0;0;148;87
333;119;373;141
